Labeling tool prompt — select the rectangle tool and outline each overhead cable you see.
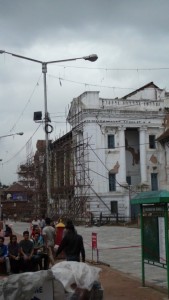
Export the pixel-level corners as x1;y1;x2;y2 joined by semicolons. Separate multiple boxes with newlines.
48;74;134;90
2;124;41;164
50;64;169;71
9;73;42;133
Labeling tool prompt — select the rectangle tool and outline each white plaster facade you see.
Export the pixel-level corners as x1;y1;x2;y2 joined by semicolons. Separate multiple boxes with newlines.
67;82;169;220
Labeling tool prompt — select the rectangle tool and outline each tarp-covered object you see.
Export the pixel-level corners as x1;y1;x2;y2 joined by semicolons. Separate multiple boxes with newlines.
0;263;102;300
51;261;101;293
0;270;65;300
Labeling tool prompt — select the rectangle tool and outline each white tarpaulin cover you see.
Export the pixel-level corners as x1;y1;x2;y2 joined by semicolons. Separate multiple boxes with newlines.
0;262;101;299
51;261;101;293
0;270;65;300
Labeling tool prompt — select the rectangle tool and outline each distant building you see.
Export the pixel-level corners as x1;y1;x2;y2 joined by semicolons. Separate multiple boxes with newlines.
1;182;33;221
17;140;47;217
17;163;35;189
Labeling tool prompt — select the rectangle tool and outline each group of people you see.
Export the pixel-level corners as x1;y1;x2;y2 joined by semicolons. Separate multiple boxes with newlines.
0;230;49;274
0;217;85;275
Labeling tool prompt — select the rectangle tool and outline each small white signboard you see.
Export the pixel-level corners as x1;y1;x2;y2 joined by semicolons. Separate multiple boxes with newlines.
31;280;53;300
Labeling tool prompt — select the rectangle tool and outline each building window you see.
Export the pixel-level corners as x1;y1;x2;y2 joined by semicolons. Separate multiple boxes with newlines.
126;176;131;186
149;135;156;149
151;173;158;191
110;201;118;214
108;135;115;149
109;173;116;191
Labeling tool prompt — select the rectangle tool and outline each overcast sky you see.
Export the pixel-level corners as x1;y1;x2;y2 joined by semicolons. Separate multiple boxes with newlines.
1;0;169;185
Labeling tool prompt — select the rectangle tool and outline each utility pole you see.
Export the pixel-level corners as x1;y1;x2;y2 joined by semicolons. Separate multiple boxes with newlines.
0;50;98;216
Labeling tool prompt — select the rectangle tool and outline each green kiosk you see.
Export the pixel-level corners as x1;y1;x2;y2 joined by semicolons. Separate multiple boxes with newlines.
131;190;169;297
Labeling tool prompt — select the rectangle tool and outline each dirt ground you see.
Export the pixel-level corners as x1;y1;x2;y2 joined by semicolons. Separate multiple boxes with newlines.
99;263;168;300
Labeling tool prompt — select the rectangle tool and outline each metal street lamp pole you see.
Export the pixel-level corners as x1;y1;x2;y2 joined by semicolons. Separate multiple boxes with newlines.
0;50;98;216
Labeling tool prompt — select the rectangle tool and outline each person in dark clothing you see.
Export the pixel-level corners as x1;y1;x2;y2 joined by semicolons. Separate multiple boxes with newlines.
19;230;35;272
0;236;11;274
8;235;21;273
55;220;85;262
4;224;12;237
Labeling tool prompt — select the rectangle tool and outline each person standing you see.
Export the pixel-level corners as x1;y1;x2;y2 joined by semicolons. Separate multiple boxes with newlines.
39;215;46;231
55;220;85;262
13;213;17;223
32;216;40;227
42;218;56;266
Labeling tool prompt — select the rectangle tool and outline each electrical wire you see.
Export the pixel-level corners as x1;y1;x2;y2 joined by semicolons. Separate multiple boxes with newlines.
51;120;67;126
48;73;169;99
48;73;135;90
51;136;142;192
88;144;136;191
89;167;109;180
50;64;169;71
2;124;42;164
9;73;42;133
51;133;159;152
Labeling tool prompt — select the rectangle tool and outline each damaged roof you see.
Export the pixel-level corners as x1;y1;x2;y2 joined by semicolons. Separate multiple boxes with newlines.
122;82;160;99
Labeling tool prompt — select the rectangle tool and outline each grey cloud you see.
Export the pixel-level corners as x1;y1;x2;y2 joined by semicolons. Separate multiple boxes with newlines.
1;0;169;50
1;0;169;184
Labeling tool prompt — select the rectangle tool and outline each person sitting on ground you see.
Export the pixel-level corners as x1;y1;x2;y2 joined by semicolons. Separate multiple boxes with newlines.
8;234;21;274
0;236;11;275
19;230;35;272
32;232;49;270
42;217;56;266
55;220;85;262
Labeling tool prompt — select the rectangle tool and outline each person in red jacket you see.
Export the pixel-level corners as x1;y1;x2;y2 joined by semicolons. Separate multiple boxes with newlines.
55;220;85;262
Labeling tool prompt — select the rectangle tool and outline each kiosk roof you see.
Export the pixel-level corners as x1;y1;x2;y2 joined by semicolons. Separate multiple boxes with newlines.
131;190;169;205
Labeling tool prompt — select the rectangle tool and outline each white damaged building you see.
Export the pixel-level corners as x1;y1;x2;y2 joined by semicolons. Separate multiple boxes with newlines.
67;82;169;221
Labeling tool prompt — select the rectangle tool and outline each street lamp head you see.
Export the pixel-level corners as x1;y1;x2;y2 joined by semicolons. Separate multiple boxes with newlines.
83;54;98;62
0;50;5;54
17;132;24;136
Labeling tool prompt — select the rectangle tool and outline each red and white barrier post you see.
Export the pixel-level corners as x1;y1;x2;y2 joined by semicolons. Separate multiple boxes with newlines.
92;232;99;262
